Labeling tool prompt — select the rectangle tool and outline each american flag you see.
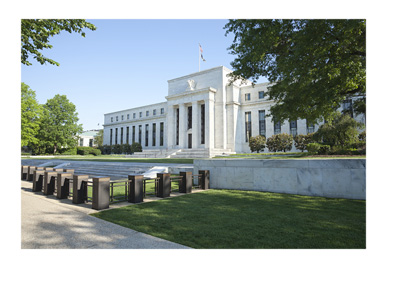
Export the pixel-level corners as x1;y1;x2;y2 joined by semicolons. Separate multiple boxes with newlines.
199;44;203;53
199;44;206;61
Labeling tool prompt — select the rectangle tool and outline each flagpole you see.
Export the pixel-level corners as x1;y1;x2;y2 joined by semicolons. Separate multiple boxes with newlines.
198;43;200;72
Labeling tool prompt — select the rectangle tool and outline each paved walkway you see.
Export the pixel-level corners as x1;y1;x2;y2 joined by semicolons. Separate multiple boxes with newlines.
21;181;190;249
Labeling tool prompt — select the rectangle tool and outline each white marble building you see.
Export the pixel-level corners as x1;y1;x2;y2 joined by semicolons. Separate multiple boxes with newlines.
103;66;364;157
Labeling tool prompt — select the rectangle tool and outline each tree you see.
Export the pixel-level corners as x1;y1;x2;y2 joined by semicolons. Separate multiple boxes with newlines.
249;135;266;153
21;19;96;66
38;94;83;154
21;83;42;147
313;111;363;147
94;129;104;147
224;19;366;124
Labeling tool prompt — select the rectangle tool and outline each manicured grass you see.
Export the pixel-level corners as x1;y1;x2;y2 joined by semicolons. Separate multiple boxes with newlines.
91;189;366;249
23;155;194;164
218;152;366;159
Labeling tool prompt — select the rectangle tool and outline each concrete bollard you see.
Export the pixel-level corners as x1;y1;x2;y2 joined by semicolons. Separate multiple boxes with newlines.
128;175;144;203
199;170;210;190
32;170;45;192
92;177;110;210
43;171;57;195
72;175;89;204
157;173;171;198
27;166;36;181
63;169;74;174
57;173;73;199
179;172;192;193
21;166;29;180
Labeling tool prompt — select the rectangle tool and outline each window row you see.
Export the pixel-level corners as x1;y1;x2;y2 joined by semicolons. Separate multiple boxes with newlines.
245;111;315;142
109;122;164;147
110;108;165;123
244;91;265;102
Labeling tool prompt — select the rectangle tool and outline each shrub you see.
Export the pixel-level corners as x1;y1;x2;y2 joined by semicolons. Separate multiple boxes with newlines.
100;145;111;155
266;133;293;152
122;143;132;154
131;142;142;153
358;130;366;141
61;147;77;155
294;133;315;152
318;145;331;155
112;144;122;154
249;135;266;153
77;146;101;156
306;143;323;154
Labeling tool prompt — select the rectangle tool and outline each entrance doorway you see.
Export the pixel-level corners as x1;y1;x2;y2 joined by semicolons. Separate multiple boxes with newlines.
188;134;192;149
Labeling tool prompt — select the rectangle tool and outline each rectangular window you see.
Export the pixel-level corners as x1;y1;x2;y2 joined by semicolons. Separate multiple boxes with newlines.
245;93;251;101
146;111;149;117
132;126;136;143
138;125;142;145
115;128;118;144
201;104;205;144
80;138;84;147
89;139;93;147
259;110;266;137
290;120;297;137
152;123;156;146
153;109;156;116
121;115;124;121
139;112;142;118
111;117;113;123
121;127;124;144
133;113;136;119
306;120;315;134
126;126;129;144
274;121;281;135
161;108;164;114
145;124;149;146
176;108;179;145
160;122;164;146
188;106;192;129
245;112;252;142
127;114;130;120
258;91;264;99
116;116;119;122
343;99;354;118
110;129;113;145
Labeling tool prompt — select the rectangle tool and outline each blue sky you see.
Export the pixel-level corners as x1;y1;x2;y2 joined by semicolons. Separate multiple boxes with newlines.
21;19;240;131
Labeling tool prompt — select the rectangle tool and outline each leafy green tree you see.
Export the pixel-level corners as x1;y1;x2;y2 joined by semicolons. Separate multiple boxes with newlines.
21;19;96;66
38;94;83;154
21;82;42;147
249;135;266;153
313;111;364;147
94;129;104;147
224;19;366;124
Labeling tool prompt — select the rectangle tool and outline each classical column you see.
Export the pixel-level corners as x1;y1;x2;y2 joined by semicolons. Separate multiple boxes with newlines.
192;101;199;149
179;103;186;148
166;104;175;149
205;97;215;150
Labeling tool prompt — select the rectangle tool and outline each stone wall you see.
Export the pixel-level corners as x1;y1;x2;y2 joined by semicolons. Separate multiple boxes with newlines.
194;159;366;200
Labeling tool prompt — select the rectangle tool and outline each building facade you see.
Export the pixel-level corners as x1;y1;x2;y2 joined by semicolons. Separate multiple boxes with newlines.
103;66;364;156
78;130;100;147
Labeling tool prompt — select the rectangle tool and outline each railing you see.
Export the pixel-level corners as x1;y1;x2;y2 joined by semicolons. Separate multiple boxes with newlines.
170;175;183;193
192;174;203;190
143;177;159;197
82;180;93;202
110;179;130;203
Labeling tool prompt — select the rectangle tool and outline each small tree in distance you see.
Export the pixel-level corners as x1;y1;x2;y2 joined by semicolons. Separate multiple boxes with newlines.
266;133;293;152
249;135;266;153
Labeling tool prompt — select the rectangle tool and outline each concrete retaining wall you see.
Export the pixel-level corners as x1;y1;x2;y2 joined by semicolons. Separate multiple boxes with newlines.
194;159;366;200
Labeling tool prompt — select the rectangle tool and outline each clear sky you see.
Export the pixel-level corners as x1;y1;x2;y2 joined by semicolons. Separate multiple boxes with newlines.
21;19;240;131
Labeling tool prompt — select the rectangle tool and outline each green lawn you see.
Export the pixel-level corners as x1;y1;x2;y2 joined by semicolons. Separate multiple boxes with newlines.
216;152;366;159
23;155;193;164
91;189;366;249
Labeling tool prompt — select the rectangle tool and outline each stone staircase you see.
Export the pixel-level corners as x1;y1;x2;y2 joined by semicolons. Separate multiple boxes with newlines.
168;148;236;158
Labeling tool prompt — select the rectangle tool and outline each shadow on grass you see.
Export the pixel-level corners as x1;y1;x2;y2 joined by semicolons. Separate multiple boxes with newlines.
92;189;366;249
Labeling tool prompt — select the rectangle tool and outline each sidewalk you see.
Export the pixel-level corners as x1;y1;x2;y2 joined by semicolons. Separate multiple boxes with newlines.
21;181;191;249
